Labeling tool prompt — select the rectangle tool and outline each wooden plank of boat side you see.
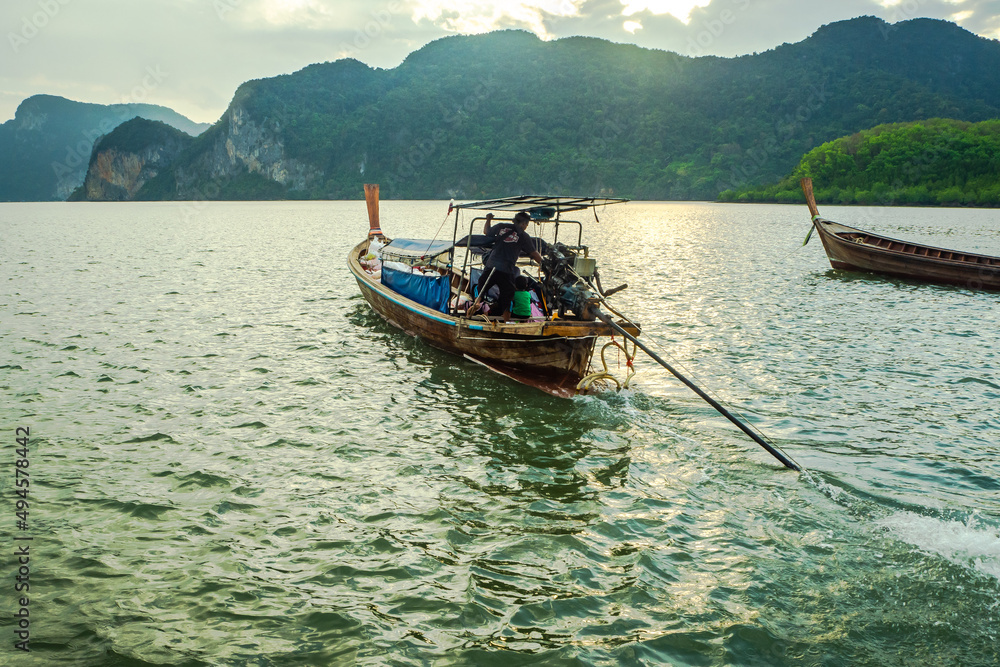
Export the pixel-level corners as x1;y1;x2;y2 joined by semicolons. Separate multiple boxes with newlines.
458;320;638;337
540;321;640;337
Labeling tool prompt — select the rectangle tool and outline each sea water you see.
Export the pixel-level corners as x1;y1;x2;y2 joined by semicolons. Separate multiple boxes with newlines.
1;200;998;665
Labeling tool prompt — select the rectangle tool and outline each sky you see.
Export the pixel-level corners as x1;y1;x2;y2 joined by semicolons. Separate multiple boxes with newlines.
2;0;999;125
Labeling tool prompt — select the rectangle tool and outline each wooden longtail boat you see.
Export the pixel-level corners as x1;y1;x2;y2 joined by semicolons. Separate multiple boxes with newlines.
349;185;803;470
347;184;641;398
800;178;1000;290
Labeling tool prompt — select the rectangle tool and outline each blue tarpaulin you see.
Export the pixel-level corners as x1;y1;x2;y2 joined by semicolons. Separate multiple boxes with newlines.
381;238;454;262
381;237;499;264
381;265;451;313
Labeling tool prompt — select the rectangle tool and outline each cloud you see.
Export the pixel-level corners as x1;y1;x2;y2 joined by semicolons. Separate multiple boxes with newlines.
402;0;1000;59
620;0;712;23
252;0;337;27
0;0;445;123
221;0;389;31
950;0;1000;39
410;0;583;38
2;0;999;124
572;0;1000;58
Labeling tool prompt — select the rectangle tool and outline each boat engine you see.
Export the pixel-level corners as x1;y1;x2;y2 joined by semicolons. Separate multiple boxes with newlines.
541;242;600;320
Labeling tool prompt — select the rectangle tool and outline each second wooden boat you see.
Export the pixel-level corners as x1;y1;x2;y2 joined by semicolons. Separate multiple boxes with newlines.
800;178;1000;290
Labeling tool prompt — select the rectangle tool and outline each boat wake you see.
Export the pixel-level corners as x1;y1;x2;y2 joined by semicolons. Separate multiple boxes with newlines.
571;387;646;428
579;379;1000;585
875;510;1000;582
806;473;1000;584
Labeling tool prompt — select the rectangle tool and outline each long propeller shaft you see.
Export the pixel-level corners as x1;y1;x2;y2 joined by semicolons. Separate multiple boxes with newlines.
595;310;801;471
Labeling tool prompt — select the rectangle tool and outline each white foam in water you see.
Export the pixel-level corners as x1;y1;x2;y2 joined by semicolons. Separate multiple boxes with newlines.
876;511;1000;581
808;473;850;504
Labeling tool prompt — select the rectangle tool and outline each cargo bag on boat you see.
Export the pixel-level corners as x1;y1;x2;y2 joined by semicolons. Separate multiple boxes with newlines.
381;264;451;313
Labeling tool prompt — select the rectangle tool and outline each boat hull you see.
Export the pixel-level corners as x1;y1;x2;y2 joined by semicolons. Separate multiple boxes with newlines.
813;218;1000;290
348;241;632;397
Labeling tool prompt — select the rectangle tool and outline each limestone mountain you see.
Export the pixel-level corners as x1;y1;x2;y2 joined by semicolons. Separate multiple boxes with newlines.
67;118;195;202
0;95;208;201
138;16;1000;201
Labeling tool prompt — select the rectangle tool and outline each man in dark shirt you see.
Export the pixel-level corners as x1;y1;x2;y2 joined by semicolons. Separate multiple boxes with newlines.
477;211;544;319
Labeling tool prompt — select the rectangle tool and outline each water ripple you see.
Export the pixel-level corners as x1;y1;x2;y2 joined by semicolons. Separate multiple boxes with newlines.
2;201;999;665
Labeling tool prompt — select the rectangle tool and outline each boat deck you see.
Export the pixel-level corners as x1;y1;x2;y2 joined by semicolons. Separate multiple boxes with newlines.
838;229;1000;266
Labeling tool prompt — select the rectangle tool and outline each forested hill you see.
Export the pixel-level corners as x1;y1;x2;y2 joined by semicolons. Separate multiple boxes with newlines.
67;118;195;202
720;119;1000;206
140;16;1000;201
0;95;208;201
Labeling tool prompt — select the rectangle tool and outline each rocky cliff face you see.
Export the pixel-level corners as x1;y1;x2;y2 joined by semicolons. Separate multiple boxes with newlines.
70;117;193;201
81;143;186;201
168;105;319;198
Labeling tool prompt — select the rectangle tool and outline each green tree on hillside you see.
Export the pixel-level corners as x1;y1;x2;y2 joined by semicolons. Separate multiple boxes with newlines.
721;119;1000;206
